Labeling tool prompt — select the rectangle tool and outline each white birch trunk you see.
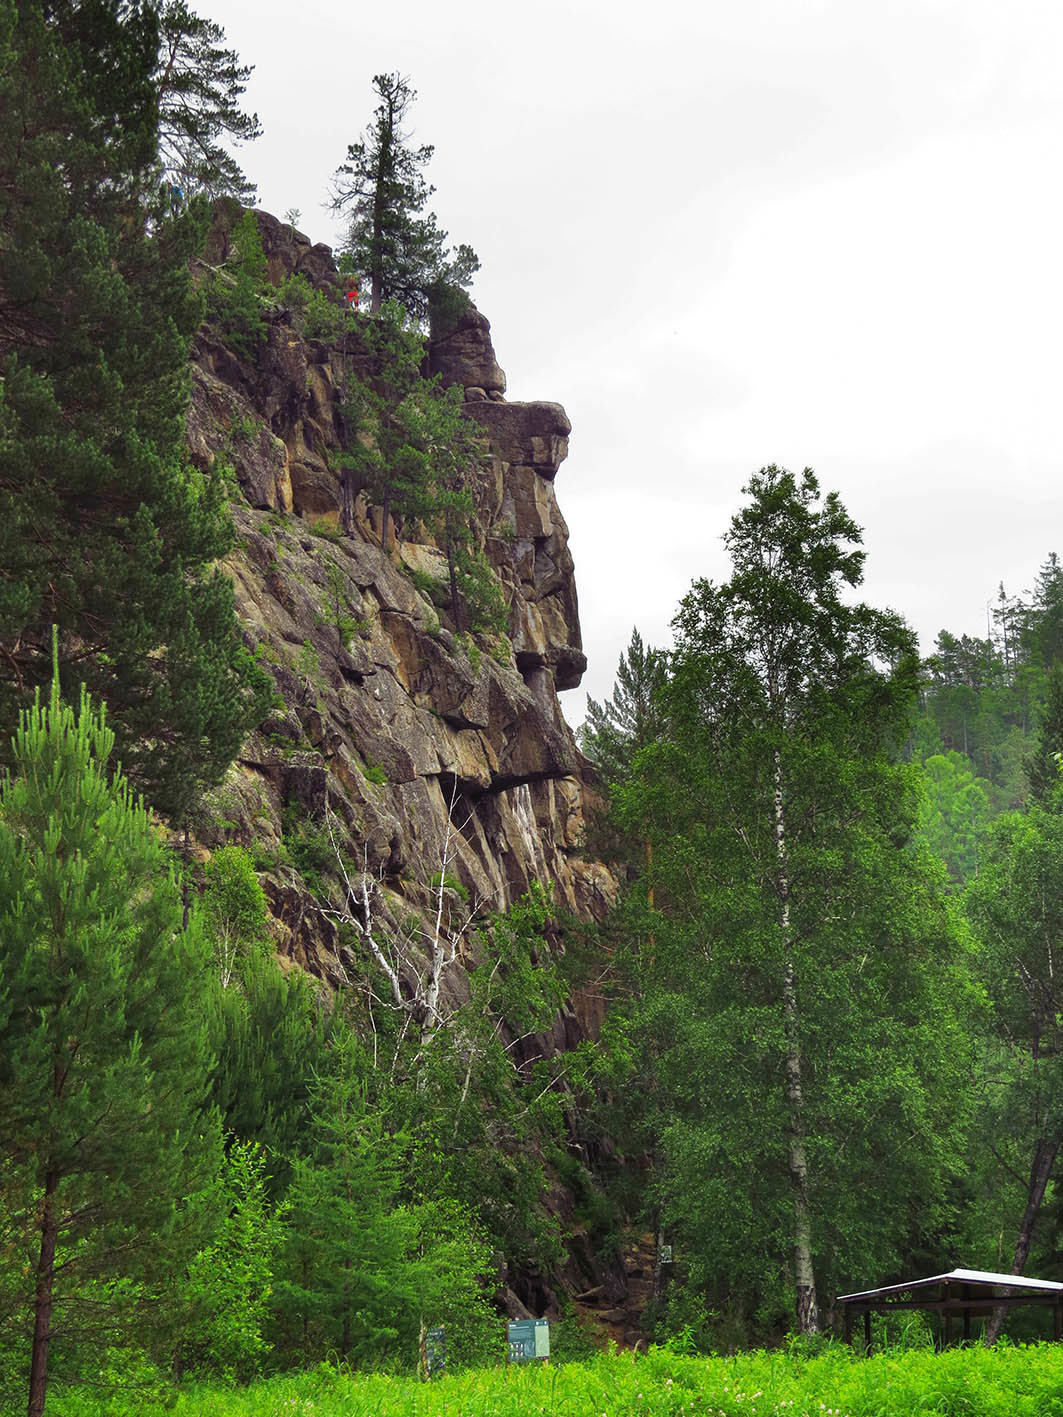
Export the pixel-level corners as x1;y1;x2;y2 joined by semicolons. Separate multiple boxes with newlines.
774;749;820;1335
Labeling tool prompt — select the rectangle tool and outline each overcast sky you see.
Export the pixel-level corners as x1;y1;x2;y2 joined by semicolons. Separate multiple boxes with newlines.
204;0;1063;725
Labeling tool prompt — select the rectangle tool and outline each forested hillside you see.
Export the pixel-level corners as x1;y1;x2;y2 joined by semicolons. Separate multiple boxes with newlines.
0;8;615;1413
3;4;1063;1415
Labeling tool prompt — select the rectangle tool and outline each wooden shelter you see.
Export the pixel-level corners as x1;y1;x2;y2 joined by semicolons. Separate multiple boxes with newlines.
837;1268;1063;1352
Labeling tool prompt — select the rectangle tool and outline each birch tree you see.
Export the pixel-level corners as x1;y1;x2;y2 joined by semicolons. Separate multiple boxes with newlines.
617;466;972;1337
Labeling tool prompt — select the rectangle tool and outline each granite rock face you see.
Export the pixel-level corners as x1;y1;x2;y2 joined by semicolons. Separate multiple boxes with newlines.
186;209;614;995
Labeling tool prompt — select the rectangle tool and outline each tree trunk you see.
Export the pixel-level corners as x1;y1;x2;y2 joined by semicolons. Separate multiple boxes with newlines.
446;544;464;634
380;490;391;552
985;1134;1061;1344
341;467;356;536
774;750;819;1335
28;1171;60;1417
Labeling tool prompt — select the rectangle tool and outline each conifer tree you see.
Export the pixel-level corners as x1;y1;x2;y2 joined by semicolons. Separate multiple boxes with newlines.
0;654;219;1417
1025;665;1063;807
0;0;272;820
154;0;262;199
331;73;479;320
579;628;667;790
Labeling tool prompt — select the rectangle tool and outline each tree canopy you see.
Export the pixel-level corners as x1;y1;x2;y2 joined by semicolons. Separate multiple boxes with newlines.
0;658;220;1416
0;0;271;819
332;72;479;320
604;468;973;1338
154;0;262;199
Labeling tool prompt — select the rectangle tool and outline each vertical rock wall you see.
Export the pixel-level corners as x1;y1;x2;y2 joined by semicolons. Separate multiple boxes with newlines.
186;210;615;993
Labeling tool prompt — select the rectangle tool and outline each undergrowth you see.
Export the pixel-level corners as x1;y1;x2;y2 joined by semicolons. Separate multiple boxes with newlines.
46;1341;1063;1416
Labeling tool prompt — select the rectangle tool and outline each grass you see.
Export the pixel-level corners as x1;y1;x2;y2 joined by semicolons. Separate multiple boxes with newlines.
46;1342;1063;1417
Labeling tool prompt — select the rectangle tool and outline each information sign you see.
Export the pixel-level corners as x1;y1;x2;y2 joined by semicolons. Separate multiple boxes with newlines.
506;1318;550;1363
425;1326;446;1376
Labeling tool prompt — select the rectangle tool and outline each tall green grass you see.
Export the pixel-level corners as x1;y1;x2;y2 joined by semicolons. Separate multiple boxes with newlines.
48;1343;1063;1417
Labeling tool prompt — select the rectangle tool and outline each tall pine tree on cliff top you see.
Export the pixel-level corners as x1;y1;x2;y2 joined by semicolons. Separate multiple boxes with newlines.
331;72;479;320
0;0;271;819
154;0;263;199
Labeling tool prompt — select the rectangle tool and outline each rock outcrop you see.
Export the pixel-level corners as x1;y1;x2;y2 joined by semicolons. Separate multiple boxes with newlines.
187;207;614;1012
183;209;637;1332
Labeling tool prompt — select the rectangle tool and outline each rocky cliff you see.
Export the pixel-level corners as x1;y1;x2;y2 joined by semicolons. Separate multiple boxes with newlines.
186;206;615;1097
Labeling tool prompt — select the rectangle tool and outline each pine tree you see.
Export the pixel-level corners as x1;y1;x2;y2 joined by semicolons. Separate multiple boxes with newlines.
0;0;272;820
331;73;479;320
1024;553;1063;669
0;653;219;1417
275;1025;493;1367
154;0;262;199
579;627;667;790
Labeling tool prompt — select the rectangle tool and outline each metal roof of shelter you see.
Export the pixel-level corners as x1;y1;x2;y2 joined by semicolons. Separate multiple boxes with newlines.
838;1268;1063;1303
838;1268;1063;1352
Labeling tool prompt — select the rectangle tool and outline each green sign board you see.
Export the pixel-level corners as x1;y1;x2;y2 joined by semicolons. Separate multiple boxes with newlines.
507;1318;550;1363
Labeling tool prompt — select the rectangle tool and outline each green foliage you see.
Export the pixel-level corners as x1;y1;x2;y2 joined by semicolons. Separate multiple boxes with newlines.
208;951;331;1169
964;807;1063;1304
370;884;573;1272
281;802;336;894
205;207;270;358
308;515;345;541
44;1343;1063;1416
407;563;448;605
154;0;262;200
1025;664;1063;806
227;412;264;444
293;640;326;696
0;658;220;1414
602;468;975;1338
275;271;348;341
427;279;475;340
334;303;428;530
274;1030;494;1368
202;844;270;987
316;559;359;650
0;6;272;822
578;627;667;794
331;73;479;321
180;1142;287;1380
335;312;504;640
916;552;1063;813
429;871;469;901
916;750;991;887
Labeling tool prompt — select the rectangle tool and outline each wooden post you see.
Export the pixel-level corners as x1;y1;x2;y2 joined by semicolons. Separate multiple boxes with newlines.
963;1307;971;1342
1055;1302;1062;1342
863;1308;872;1356
843;1304;852;1347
